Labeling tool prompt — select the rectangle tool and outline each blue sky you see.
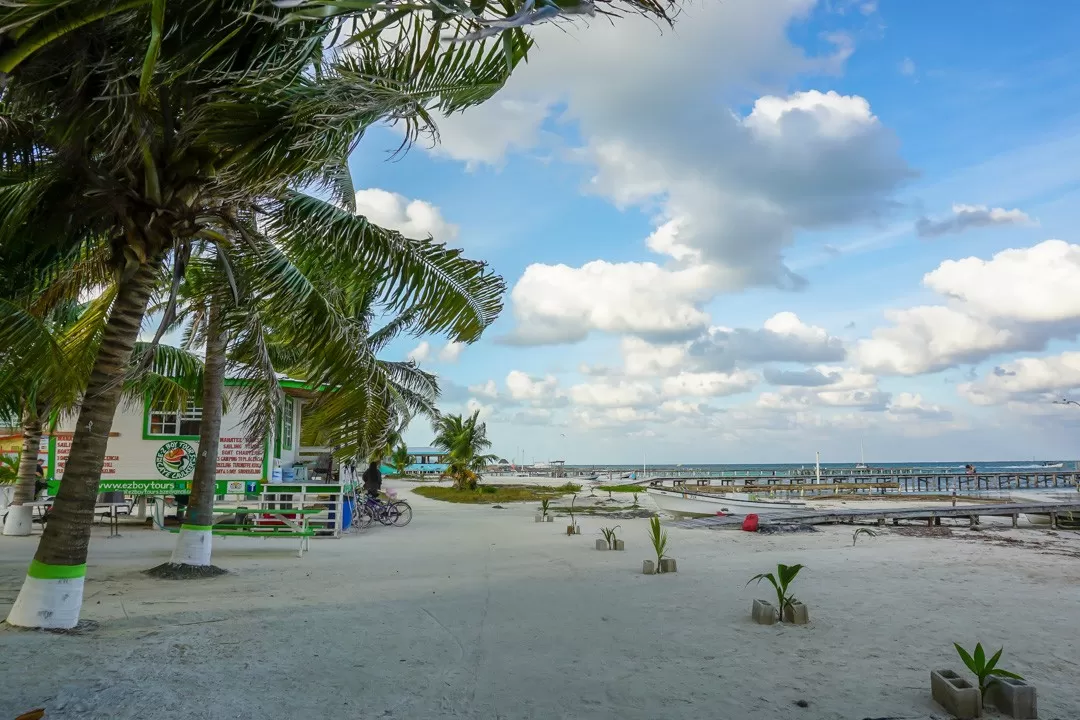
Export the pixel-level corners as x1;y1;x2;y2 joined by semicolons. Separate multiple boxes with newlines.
347;0;1080;464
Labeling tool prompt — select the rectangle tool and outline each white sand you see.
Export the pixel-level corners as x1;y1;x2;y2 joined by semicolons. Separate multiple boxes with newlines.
2;481;1079;719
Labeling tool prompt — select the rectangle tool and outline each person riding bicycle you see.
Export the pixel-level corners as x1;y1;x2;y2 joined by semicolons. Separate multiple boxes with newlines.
362;461;383;500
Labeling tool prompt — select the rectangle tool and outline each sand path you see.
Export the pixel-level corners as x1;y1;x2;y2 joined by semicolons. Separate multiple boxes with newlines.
2;482;1079;719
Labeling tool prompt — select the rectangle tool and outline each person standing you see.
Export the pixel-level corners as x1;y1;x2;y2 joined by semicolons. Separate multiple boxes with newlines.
362;461;383;499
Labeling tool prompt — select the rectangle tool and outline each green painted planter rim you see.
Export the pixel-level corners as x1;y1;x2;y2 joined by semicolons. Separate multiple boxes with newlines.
180;524;213;532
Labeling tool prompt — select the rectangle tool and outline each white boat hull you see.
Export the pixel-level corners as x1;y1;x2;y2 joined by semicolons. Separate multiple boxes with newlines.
647;488;806;515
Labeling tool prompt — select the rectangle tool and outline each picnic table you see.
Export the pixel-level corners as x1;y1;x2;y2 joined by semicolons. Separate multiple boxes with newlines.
167;507;325;557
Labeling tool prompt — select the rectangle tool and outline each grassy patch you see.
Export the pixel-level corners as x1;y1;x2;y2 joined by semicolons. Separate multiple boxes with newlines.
596;484;647;493
414;484;578;504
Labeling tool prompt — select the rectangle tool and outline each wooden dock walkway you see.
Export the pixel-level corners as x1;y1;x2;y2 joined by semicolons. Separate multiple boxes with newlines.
670;501;1080;530
651;471;1080;494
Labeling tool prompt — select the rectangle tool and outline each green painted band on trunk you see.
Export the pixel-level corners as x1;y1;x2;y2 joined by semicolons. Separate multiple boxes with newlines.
27;560;87;580
180;524;213;532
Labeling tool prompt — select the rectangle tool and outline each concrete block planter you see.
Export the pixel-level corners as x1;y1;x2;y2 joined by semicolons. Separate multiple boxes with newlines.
595;539;609;550
642;560;656;575
751;599;777;625
545;515;553;522
782;601;809;625
534;514;543;523
659;558;678;573
986;677;1037;719
930;669;981;720
614;540;625;551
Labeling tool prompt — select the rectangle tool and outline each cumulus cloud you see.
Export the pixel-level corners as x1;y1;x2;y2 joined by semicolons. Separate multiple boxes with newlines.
763;367;842;386
353;188;458;241
887;393;953;421
661;371;758;398
438;341;465;363
689;312;846;371
407;341;431;363
959;352;1080;406
505;370;563;406
440;3;913;346
569;380;658;407
857;240;1080;375
505;261;718;345
915;204;1033;238
468;379;499;399
756;366;887;410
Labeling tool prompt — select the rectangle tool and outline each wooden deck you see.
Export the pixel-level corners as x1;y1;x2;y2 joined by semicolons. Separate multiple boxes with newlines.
669;501;1080;530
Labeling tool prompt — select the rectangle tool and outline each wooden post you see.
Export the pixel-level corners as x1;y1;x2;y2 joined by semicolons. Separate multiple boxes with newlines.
1050;512;1057;529
1012;513;1018;528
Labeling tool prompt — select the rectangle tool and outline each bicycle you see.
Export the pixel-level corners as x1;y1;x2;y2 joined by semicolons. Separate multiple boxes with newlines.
353;493;412;529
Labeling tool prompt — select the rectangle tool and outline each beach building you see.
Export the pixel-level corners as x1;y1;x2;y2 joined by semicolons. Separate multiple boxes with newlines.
0;378;319;498
382;446;449;475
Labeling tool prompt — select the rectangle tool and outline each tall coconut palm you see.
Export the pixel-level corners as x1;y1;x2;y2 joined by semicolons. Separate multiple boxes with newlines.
0;0;676;628
432;410;497;490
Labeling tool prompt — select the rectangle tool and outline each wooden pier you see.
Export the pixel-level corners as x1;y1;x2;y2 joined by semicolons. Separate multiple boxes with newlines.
649;471;1080;494
670;501;1080;531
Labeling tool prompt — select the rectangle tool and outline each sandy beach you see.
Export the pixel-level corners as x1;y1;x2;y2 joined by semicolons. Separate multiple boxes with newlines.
3;482;1079;719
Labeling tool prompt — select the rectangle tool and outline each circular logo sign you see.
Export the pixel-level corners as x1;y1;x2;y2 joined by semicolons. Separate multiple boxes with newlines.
155;440;196;479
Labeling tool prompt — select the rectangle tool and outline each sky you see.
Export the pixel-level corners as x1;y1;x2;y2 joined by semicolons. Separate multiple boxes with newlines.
345;0;1080;465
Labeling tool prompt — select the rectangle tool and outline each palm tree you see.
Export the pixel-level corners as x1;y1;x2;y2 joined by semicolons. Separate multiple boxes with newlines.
0;0;676;628
432;410;497;490
389;445;412;477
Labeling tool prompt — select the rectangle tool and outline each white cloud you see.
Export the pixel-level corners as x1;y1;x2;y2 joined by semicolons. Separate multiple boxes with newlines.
465;398;494;421
568;380;658;407
353;189;458;241
407;341;431;363
857;240;1080;375
506;261;719;344
468;379;499;399
689;312;846;370
661;371;758;398
505;370;562;405
619;337;689;378
757;366;886;410
571;406;657;430
959;352;1080;406
915;204;1033;238
659;399;707;415
438;341;465;363
898;57;916;76
443;3;912;346
887;392;953;420
424;100;549;168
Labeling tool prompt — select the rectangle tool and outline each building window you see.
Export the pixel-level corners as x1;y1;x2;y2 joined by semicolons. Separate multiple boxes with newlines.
149;401;202;437
281;397;294;452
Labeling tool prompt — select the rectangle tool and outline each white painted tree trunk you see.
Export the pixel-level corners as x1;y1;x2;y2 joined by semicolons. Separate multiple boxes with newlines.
6;562;86;629
169;526;213;566
3;504;33;536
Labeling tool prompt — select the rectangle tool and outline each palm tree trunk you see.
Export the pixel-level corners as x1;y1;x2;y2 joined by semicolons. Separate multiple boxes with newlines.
1;403;45;536
166;290;227;572
6;260;159;628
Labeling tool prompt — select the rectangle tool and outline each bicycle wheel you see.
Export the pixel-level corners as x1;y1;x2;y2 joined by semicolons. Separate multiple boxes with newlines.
355;505;376;529
378;503;399;526
391;501;412;527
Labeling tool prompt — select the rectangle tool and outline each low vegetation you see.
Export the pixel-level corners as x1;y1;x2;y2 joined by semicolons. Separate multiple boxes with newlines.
414;485;577;504
747;563;804;622
648;517;669;571
596;484;647;493
954;642;1024;697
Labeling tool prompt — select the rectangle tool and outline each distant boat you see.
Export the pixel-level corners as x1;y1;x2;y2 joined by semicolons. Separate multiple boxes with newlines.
1012;491;1080;528
647;487;806;515
855;443;868;470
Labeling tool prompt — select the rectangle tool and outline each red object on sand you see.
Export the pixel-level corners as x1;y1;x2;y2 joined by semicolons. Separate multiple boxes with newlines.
741;514;759;532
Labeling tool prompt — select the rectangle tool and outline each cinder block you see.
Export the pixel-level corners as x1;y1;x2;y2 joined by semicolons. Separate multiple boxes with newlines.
614;540;625;551
752;599;777;625
986;677;1037;719
575;525;582;535
566;525;575;536
783;601;809;625
659;558;677;573
534;514;543;523
545;515;553;522
930;669;982;720
642;560;656;575
595;538;609;550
